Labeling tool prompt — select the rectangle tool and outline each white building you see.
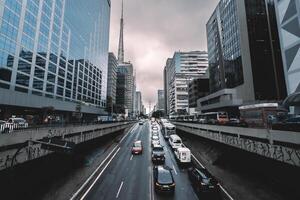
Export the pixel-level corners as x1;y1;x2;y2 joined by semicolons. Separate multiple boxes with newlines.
275;0;300;114
164;51;208;115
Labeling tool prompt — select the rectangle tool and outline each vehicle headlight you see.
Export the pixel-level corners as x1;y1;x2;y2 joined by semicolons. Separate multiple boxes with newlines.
170;183;175;187
155;182;160;186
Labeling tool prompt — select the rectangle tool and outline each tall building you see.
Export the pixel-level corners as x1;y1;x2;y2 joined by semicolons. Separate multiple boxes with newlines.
199;0;287;114
107;52;117;113
0;0;110;120
117;0;124;64
115;0;134;116
116;62;134;114
163;58;172;116
135;91;142;115
157;89;165;111
275;0;300;114
164;51;208;115
188;75;209;108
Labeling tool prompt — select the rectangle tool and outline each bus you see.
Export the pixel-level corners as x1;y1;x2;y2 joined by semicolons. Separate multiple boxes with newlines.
239;103;287;128
161;122;176;139
195;112;229;125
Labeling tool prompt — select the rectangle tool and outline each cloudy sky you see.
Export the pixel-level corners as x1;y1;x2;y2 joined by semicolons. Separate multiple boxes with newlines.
109;0;218;112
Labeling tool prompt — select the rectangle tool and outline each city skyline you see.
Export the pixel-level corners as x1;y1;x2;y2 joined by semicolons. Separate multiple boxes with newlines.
109;0;218;112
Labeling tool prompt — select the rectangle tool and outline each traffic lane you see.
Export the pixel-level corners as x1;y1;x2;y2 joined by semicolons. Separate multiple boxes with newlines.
118;122;152;200
84;122;151;200
83;123;141;200
150;125;198;200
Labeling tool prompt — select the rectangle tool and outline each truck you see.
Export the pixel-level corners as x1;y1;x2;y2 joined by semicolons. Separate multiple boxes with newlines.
174;147;191;166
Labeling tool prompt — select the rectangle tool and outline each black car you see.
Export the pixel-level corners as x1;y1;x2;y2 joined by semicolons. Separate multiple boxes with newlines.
153;166;175;193
188;167;219;196
152;145;165;163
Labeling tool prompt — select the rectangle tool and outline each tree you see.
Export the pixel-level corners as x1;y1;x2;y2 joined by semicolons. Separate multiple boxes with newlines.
152;110;164;118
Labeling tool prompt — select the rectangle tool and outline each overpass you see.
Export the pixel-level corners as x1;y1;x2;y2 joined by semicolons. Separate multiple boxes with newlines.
0;122;134;171
173;122;300;167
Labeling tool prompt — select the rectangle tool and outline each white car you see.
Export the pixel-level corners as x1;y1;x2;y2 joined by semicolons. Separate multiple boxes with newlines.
152;140;160;147
169;134;182;149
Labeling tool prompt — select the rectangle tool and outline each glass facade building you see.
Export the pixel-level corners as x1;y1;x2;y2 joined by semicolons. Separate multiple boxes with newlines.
207;0;243;93
0;0;111;116
206;0;286;103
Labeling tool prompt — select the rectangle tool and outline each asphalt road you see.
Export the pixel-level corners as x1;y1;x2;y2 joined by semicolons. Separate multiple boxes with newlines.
80;121;198;200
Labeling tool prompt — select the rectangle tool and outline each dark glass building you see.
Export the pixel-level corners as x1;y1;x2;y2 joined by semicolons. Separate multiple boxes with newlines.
0;0;111;121
201;0;287;113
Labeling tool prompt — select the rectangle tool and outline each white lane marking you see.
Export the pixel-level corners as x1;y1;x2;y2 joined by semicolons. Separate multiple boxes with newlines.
172;165;178;175
116;181;124;198
130;155;133;160
70;123;132;200
219;184;234;200
191;153;205;169
70;145;121;200
189;148;234;200
79;147;121;200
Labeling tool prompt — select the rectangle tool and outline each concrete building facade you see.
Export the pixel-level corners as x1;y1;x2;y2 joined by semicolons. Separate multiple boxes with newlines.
164;51;208;115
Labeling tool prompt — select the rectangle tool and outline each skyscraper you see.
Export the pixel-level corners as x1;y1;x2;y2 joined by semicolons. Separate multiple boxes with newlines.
116;62;134;114
199;0;287;114
115;0;134;116
107;52;117;113
164;51;208;115
135;91;142;115
0;0;111;120
157;89;165;112
275;0;300;114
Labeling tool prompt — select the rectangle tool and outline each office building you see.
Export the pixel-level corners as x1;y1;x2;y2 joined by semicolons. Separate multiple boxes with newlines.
164;51;208;115
163;58;172;116
275;0;300;114
107;52;117;113
188;75;209;108
116;62;134;114
135;91;142;115
157;89;165;111
199;0;287;114
0;0;111;121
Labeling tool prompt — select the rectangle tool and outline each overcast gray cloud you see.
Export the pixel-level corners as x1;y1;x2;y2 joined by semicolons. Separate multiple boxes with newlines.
109;0;218;112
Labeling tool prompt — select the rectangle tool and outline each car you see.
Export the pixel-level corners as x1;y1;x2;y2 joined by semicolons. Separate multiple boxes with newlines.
152;130;159;136
139;121;144;125
152;139;160;147
188;166;219;196
152;126;158;130
168;134;182;149
284;116;300;124
153;166;175;193
131;140;143;154
152;135;159;140
7;117;28;129
152;145;165;163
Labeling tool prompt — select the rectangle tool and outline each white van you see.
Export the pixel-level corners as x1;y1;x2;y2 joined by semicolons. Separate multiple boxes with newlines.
168;134;182;149
174;147;191;164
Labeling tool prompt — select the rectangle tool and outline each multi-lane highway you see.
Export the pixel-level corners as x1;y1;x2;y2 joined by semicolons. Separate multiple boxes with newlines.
72;121;199;200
